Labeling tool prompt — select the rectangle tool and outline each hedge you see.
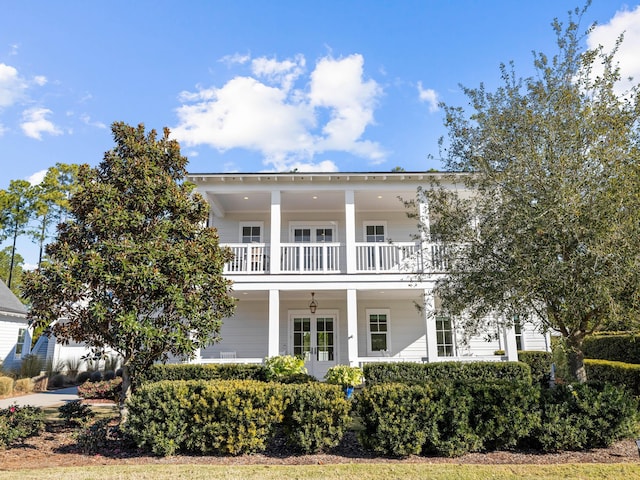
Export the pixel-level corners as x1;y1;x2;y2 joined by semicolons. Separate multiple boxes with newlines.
517;351;553;385
583;334;640;364
363;361;532;386
585;359;640;396
136;363;268;385
125;379;350;456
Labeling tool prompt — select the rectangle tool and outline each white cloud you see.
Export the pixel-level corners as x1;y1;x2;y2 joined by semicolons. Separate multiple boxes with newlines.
0;63;27;108
33;75;47;86
79;113;107;129
417;82;439;112
27;169;47;185
588;5;640;95
20;107;63;140
173;53;385;171
220;53;251;67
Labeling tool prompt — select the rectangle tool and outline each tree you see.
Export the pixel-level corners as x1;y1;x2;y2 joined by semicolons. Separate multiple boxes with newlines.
0;246;25;300
421;4;640;382
23;122;236;417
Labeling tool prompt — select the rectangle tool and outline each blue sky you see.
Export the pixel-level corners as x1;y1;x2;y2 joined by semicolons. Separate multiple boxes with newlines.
2;0;640;266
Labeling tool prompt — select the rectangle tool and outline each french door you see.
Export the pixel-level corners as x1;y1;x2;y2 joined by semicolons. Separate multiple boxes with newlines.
291;313;337;379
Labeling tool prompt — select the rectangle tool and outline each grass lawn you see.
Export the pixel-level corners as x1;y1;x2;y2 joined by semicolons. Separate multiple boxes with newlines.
1;464;640;480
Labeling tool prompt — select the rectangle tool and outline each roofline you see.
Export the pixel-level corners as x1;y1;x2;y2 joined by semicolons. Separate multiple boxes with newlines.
186;171;468;183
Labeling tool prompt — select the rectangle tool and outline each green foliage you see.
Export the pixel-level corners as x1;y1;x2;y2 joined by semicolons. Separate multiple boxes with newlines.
584;359;640;396
137;363;268;384
0;404;45;449
324;365;364;387
75;371;92;384
583;334;640;364
524;383;639;452
78;378;122;401
126;380;285;456
264;355;308;380
17;354;43;379
280;383;352;453
517;351;553;385
363;361;532;386
58;399;95;426
74;418;116;453
23;122;236;408
0;376;14;396
0;247;25;300
422;4;640;383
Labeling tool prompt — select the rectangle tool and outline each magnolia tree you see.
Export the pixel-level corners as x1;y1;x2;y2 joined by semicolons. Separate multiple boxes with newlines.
418;5;640;382
23;122;236;417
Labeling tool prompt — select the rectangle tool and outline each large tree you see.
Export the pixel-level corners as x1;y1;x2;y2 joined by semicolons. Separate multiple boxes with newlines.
23;122;236;416
422;4;640;382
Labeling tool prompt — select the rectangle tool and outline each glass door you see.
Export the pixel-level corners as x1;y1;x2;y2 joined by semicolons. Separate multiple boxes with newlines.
291;314;336;378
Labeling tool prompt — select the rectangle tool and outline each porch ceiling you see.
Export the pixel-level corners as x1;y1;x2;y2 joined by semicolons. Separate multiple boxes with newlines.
233;289;422;302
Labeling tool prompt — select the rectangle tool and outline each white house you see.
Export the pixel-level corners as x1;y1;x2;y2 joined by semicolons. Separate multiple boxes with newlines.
0;279;31;372
188;171;550;379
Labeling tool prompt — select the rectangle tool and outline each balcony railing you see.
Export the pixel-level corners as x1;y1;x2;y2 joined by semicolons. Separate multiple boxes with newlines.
222;242;450;274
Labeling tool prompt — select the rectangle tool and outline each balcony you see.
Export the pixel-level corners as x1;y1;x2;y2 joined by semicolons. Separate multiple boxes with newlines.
222;242;450;275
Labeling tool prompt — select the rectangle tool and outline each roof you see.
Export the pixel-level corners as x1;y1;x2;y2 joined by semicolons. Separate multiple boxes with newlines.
0;280;28;317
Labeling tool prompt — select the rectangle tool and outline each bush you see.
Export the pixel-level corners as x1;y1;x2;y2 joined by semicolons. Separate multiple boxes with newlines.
583;334;640;364
75;371;92;384
264;355;307;380
14;378;34;393
49;374;70;388
137;363;268;385
89;371;103;382
103;370;116;381
0;404;45;449
524;382;639;452
585;359;640;396
518;351;553;385
17;355;44;379
75;418;116;453
271;372;317;384
58;400;95;426
78;378;122;401
0;376;14;396
363;361;532;386
324;365;364;387
126;380;285;456
280;383;351;453
64;357;83;378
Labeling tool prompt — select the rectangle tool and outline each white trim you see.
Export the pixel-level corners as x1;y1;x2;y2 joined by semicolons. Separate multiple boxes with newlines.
366;308;391;356
288;309;340;365
288;221;338;242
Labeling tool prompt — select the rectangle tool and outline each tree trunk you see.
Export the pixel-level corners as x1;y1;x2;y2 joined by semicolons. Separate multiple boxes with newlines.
119;363;132;425
566;336;587;383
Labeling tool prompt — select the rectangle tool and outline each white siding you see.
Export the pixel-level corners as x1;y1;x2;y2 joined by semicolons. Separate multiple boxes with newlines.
0;315;30;371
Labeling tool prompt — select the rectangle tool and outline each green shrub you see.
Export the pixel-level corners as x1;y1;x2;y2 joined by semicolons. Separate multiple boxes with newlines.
583;334;640;364
58;400;95;426
14;378;34;393
77;378;122;401
324;365;364;387
363;361;532;386
585;359;640;396
49;373;70;388
137;363;268;384
17;354;44;379
0;405;45;449
264;355;307;380
524;382;638;452
64;357;83;378
271;372;317;384
518;351;553;385
125;380;285;456
75;418;115;453
75;371;92;384
280;383;351;453
0;376;14;396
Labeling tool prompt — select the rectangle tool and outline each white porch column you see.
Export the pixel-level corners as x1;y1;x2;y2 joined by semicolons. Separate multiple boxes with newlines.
345;190;356;273
503;320;519;362
270;190;281;274
346;289;358;366
268;289;280;358
419;200;430;272
424;288;439;362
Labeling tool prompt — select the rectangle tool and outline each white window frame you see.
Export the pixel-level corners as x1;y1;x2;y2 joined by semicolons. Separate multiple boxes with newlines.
435;315;456;357
363;222;387;242
288;221;338;242
239;222;264;243
366;308;391;355
14;327;28;359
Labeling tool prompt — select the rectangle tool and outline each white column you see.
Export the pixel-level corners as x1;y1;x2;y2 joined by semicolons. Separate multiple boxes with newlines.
346;289;358;366
419;201;430;272
270;190;281;274
345;190;356;273
424;288;438;362
503;320;519;362
268;289;280;358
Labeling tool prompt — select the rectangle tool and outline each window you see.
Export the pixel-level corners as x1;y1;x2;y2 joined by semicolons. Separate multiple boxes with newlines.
15;328;27;359
241;224;262;243
367;309;389;354
435;316;455;357
365;224;385;242
514;317;523;351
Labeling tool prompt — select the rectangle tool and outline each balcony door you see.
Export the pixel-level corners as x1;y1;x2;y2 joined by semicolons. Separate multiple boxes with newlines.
290;311;337;379
289;223;336;271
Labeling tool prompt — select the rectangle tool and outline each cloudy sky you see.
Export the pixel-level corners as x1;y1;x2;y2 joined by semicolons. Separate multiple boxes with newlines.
1;1;640;265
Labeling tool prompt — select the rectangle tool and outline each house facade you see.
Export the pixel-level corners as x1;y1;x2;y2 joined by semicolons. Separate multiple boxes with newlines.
189;171;550;379
0;280;31;372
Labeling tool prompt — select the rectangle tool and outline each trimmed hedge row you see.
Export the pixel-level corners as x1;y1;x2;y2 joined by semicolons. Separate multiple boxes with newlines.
517;351;553;384
363;361;532;386
136;363;269;384
583;334;640;364
355;381;638;457
585;359;640;396
125;380;351;456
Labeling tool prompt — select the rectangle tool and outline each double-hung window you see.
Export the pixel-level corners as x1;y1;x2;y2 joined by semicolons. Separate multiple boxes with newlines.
14;328;28;359
367;309;390;354
435;316;455;357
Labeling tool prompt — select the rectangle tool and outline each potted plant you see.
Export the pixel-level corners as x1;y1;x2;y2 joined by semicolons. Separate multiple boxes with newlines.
324;365;364;398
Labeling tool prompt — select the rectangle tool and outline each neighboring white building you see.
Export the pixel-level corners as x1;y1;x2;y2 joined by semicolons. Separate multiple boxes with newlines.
0;280;31;372
189;171;550;379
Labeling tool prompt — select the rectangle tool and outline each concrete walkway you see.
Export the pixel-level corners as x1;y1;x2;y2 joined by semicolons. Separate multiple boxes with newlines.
0;386;79;409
